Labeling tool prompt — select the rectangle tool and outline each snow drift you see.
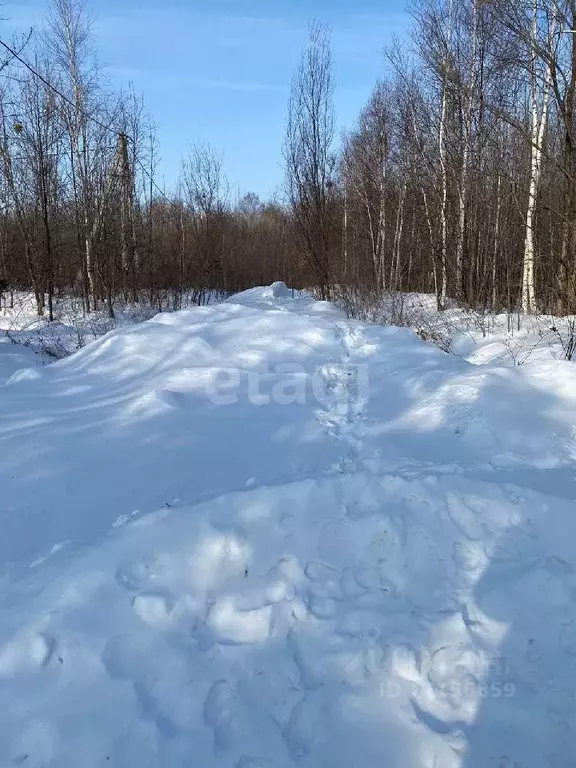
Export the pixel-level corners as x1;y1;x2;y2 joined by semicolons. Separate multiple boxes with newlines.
1;283;576;767
0;336;44;385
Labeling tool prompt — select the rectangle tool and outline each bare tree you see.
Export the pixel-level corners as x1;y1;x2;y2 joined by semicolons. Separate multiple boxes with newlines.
284;21;336;300
181;142;229;297
48;0;119;311
342;82;393;291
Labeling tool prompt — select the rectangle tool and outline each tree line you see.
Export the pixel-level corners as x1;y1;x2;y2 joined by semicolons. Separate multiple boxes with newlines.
1;0;576;320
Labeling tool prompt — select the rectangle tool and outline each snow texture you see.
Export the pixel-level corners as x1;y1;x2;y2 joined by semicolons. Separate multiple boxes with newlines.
0;337;44;385
1;282;576;767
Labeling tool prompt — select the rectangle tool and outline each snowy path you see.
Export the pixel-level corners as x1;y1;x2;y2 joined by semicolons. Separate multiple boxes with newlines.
1;284;576;767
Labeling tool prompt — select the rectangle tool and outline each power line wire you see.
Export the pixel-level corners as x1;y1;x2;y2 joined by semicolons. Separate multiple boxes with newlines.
0;36;173;203
0;36;119;137
132;152;171;203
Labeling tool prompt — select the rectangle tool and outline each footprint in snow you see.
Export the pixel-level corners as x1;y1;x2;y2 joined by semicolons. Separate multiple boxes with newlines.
116;558;158;591
132;593;173;627
101;634;150;680
284;694;328;762
0;633;56;678
204;679;241;753
306;594;337;620
304;560;338;582
206;598;273;645
134;671;202;737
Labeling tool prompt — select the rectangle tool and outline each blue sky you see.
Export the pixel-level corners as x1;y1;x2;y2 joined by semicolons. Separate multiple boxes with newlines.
4;0;408;199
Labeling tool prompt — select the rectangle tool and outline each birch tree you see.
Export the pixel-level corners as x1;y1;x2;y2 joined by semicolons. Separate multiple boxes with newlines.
522;0;555;312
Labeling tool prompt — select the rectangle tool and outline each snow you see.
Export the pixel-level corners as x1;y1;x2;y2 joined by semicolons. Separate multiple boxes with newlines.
0;336;44;384
2;282;576;766
366;291;576;368
0;291;218;362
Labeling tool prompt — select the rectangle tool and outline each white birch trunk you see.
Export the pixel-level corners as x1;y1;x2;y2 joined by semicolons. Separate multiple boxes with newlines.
456;0;478;301
522;0;553;314
438;0;454;309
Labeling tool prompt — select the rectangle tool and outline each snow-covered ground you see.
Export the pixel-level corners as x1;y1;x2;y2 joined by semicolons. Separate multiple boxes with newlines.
0;336;45;385
2;282;576;767
0;291;223;369
366;291;576;368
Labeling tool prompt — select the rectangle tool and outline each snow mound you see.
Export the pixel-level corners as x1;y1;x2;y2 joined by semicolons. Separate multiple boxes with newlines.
2;286;576;766
270;280;292;298
225;282;316;311
0;337;45;385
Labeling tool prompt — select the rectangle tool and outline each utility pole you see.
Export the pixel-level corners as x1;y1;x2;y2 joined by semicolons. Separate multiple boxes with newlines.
116;132;138;303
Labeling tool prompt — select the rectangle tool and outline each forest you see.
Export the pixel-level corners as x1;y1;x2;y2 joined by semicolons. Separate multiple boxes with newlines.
0;0;575;321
